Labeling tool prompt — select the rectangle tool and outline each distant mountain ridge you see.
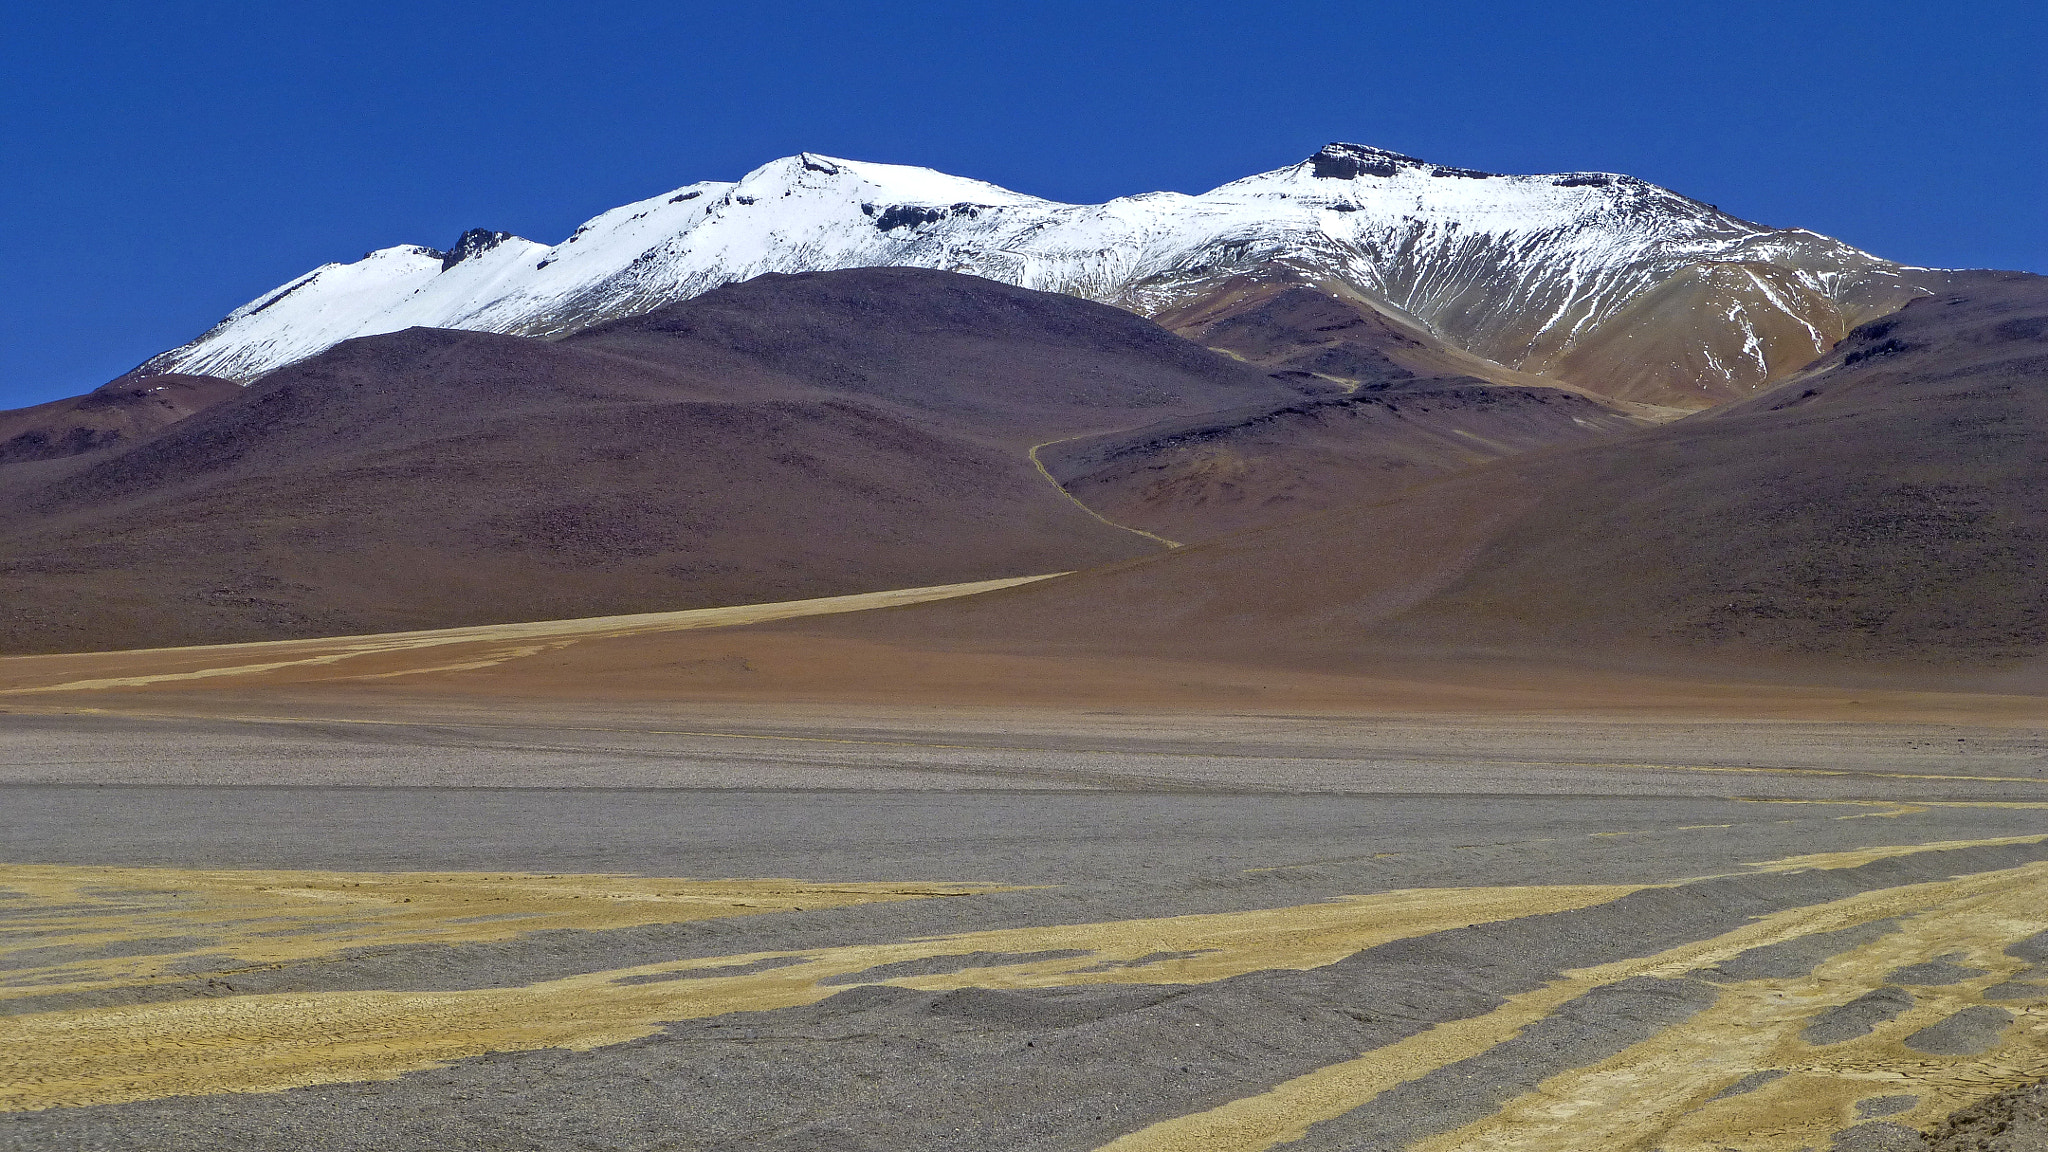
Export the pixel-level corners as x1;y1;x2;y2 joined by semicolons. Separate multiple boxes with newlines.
140;144;1949;409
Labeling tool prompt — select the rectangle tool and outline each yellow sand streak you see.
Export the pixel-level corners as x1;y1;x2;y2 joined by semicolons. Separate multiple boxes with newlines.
856;885;1645;993
1413;870;2048;1151
0;573;1060;694
1091;858;2048;1152
0;883;1638;1112
1757;800;2048;813
1742;834;2048;874
0;865;1007;1004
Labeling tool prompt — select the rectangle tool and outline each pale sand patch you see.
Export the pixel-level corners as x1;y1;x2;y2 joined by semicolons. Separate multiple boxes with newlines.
1584;762;2048;785
0;865;1008;1004
1742;835;2048;875
1797;801;2048;815
0;883;1639;1112
0;574;1060;695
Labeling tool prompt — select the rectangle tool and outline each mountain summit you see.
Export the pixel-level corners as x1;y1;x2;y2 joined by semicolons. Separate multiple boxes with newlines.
142;145;1945;407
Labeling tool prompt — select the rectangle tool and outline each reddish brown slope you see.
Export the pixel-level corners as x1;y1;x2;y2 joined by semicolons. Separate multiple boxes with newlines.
1041;273;1651;541
1041;384;1643;542
1157;275;1550;390
0;372;239;465
566;267;1316;442
1153;273;1694;416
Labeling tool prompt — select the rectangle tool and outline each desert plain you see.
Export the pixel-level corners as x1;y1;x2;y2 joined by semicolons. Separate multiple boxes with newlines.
4;583;2048;1152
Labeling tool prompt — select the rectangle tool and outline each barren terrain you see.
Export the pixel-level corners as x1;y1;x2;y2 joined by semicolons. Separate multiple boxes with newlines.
5;588;2048;1150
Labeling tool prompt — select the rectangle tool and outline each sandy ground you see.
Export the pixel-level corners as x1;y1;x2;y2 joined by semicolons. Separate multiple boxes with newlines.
5;574;2046;724
7;705;2048;1150
7;591;2048;1149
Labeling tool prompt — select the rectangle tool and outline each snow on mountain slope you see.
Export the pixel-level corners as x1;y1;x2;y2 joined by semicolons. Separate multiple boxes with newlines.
145;145;1944;406
160;236;552;382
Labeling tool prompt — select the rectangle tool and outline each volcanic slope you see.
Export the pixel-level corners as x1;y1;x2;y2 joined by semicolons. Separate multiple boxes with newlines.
1151;272;1627;398
1039;383;1645;543
781;270;2048;678
1042;278;1650;541
0;372;238;466
0;269;1319;654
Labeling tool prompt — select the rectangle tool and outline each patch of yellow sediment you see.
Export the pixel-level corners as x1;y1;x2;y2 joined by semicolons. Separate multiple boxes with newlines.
1411;866;2048;1151
1742;834;2048;874
0;865;1007;1003
0;882;1639;1112
1755;799;2048;816
0;573;1059;694
868;884;1645;992
1092;855;2048;1152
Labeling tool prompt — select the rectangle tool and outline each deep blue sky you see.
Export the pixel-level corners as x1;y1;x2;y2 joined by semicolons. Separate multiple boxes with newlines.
4;0;2043;408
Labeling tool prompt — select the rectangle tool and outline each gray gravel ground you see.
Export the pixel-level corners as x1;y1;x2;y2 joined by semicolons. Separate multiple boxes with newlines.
4;703;2046;797
1904;1006;2016;1055
1805;986;1921;1044
5;705;2048;1150
1926;1079;2048;1150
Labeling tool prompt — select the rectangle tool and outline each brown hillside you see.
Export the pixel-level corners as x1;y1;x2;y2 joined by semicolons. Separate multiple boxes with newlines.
1070;273;1654;540
787;271;2048;677
0;269;1309;653
1040;384;1643;542
0;372;239;466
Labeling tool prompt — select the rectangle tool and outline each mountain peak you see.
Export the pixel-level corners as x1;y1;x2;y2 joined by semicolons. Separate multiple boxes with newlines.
1307;143;1430;179
729;152;1042;210
439;229;517;271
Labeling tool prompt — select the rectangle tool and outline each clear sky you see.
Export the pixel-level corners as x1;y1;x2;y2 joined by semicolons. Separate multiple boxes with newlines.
4;0;2042;408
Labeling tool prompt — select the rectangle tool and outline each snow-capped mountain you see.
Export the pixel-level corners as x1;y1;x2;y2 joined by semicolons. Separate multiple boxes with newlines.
143;144;1942;406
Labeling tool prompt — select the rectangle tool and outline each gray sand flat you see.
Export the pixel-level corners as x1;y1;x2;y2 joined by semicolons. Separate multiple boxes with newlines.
821;950;1094;985
1805;987;1918;1044
1904;1006;2015;1055
2007;929;2048;962
5;706;2048;798
1833;1121;1933;1151
1857;1095;1922;1119
1701;919;1901;982
8;783;2048;1020
608;956;809;984
1284;976;1721;1152
1;936;213;970
1981;981;2048;1001
1885;956;1989;985
13;840;2048;1152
